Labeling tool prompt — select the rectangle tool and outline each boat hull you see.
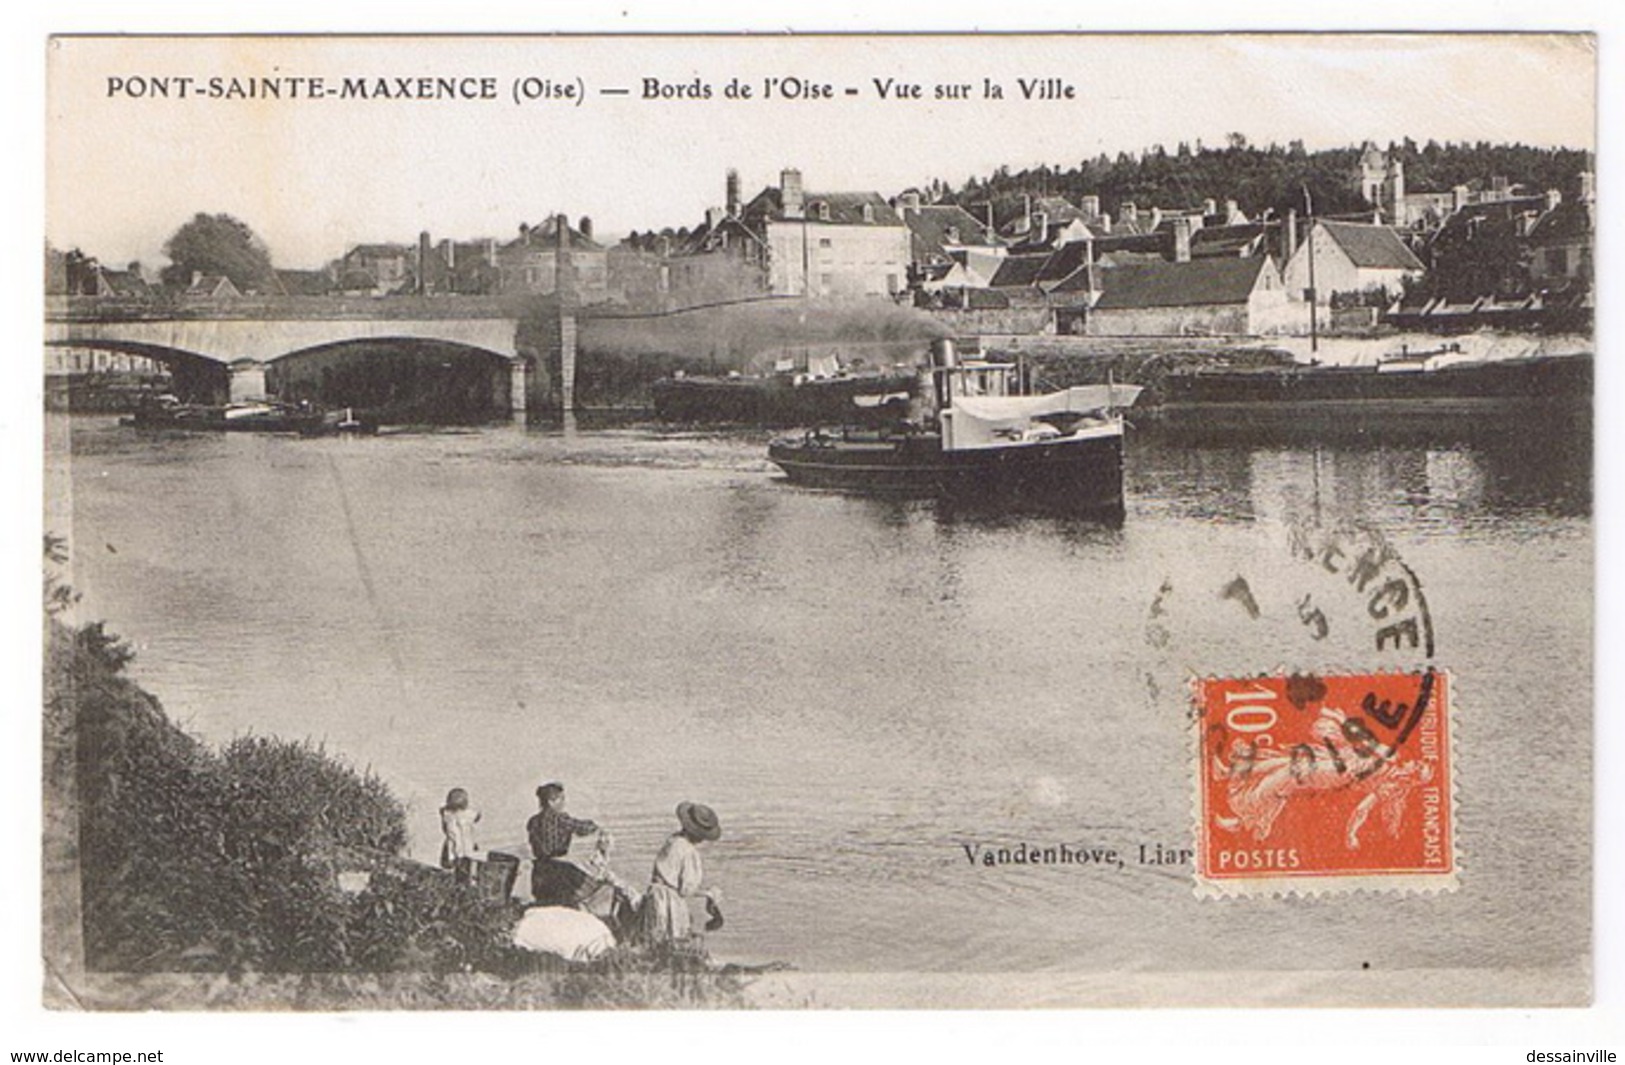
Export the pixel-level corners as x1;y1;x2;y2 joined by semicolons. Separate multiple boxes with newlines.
1157;353;1591;413
768;430;1126;511
124;410;324;433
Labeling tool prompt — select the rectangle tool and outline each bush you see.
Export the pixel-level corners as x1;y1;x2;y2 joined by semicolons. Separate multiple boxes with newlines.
220;736;407;859
345;864;520;973
54;617;518;975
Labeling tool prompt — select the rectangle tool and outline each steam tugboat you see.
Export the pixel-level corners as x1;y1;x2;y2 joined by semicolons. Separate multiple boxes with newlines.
767;339;1143;511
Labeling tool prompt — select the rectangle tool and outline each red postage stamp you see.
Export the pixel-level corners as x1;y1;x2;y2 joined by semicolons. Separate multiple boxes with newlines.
1195;670;1454;896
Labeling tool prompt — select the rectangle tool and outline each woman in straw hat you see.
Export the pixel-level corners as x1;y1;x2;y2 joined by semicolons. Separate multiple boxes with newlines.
637;802;722;944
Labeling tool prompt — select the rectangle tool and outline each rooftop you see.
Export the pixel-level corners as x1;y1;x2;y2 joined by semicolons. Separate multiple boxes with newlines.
1313;221;1424;271
1093;256;1272;310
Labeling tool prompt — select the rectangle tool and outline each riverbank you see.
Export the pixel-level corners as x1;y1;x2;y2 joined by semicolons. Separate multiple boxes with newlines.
42;593;747;1009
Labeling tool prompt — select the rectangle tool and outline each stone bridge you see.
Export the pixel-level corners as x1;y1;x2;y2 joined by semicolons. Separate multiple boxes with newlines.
42;298;583;412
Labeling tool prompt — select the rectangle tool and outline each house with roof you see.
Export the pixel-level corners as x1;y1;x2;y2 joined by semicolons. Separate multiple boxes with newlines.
1527;175;1594;287
88;264;152;299
182;272;242;301
664;169;910;300
997;195;1100;251
414;232;502;296
272;268;335;297
497;215;609;302
334;243;415;295
738;169;911;298
1282;220;1424;305
666;185;773;303
1087;255;1289;337
897;195;1005;290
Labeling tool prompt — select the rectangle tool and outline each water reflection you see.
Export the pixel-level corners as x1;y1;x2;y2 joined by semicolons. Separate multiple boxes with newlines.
1131;418;1590;531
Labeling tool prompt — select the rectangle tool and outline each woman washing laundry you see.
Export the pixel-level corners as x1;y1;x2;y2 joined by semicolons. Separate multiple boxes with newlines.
637;802;724;944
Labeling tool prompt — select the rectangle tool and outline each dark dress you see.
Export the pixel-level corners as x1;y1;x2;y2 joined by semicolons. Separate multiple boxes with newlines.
527;807;598;905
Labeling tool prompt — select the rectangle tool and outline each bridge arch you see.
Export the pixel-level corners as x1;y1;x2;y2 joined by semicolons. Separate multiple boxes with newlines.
45;338;229;403
267;337;524;422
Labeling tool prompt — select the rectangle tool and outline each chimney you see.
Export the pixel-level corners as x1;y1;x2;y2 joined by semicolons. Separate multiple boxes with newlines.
1149;207;1163;232
1170;215;1192;263
781;168;804;219
579;216;594;242
1121;202;1138;228
486;239;497;266
440;239;454;269
1080;194;1100;218
900;190;922;216
706;206;724;229
1452;185;1469;213
1286;208;1299;261
1203;198;1217;217
1580;171;1595;203
1099;213;1112;235
1225;199;1242;225
726;168;741;218
1035;210;1049;245
1544;189;1563;214
417;231;431;293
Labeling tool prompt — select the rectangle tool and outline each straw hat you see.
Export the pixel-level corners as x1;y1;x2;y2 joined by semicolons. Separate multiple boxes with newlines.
676;802;722;842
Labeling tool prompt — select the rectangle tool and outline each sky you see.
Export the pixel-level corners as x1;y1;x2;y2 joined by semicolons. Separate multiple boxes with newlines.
45;33;1596;269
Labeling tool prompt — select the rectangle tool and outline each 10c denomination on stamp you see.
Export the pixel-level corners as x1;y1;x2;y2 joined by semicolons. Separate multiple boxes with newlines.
1195;670;1455;897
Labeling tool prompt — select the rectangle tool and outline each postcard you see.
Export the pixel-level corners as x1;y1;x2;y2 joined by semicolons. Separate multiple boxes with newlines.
40;32;1596;1011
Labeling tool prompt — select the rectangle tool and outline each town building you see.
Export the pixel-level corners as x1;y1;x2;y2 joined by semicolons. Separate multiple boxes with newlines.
271;269;335;297
666;169;911;300
665;173;773;302
896;194;1005;290
334;243;415;295
1281;220;1424;305
1527;174;1595;286
182;273;243;300
497;215;610;302
1087;255;1291;337
415;232;502;296
742;169;912;298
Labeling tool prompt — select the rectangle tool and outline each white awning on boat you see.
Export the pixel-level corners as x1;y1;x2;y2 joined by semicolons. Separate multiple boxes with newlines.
951;384;1143;422
942;385;1143;451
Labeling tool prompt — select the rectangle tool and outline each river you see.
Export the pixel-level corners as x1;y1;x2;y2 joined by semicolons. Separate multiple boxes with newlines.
45;412;1591;999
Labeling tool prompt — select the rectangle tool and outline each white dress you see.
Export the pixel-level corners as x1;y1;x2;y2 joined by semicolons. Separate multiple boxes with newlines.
637;833;703;942
440;807;479;867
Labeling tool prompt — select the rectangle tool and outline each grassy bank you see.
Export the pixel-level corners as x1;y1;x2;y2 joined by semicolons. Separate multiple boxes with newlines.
42;582;746;1009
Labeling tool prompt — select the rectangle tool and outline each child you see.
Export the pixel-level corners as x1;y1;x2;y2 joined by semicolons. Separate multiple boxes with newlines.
439;787;481;881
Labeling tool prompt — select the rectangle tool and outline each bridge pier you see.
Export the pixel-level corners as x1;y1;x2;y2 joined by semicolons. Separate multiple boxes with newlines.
228;358;268;402
558;313;578;413
509;358;530;414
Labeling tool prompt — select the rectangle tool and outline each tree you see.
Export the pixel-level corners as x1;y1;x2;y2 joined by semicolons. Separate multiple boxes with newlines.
160;213;274;292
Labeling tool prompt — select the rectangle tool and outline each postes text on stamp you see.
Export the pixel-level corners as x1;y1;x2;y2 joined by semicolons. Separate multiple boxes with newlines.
1195;670;1454;896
